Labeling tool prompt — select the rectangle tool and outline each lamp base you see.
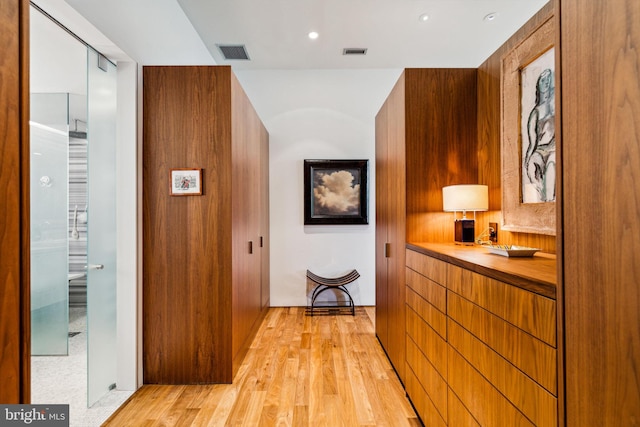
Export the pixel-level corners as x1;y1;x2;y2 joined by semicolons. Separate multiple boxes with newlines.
454;219;475;245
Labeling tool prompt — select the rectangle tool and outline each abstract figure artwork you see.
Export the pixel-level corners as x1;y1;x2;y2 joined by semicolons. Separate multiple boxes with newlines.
521;47;555;203
501;17;555;235
304;159;368;225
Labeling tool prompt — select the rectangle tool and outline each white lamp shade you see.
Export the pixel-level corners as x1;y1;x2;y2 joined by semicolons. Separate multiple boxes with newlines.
442;185;488;212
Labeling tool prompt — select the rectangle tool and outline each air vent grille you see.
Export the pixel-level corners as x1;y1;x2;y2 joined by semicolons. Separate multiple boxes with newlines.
217;44;250;60
343;48;367;55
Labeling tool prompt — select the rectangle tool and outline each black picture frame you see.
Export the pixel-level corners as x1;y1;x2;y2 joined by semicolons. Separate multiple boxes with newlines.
304;159;368;225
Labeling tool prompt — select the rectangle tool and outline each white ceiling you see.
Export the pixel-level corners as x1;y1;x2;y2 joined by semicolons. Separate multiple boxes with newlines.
34;0;548;69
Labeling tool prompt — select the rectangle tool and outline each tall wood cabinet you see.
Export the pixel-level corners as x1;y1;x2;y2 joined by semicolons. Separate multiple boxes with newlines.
375;69;477;382
560;0;640;424
143;66;269;384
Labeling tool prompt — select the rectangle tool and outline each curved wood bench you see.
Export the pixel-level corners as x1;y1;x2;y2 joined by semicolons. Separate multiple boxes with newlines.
306;269;359;316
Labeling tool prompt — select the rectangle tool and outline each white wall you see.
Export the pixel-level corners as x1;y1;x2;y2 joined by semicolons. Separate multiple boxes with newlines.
235;69;402;307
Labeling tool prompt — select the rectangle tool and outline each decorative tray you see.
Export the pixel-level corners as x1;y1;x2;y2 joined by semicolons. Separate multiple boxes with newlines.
484;245;540;258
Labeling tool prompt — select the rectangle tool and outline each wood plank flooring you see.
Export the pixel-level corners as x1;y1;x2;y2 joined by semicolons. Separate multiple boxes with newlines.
103;307;421;426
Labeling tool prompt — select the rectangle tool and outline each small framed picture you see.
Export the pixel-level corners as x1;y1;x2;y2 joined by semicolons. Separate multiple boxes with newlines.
170;168;203;196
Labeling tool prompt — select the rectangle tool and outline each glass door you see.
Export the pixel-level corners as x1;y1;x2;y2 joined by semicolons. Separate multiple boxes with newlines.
86;49;118;406
30;93;70;356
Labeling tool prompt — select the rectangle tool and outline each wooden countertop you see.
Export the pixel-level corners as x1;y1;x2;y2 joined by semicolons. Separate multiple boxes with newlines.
407;242;557;299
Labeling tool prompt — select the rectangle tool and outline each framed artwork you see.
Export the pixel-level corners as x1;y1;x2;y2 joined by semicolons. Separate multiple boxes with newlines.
304;159;368;225
170;168;203;196
501;17;556;235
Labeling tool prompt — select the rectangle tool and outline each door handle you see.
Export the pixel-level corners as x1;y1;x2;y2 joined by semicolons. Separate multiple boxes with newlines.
87;264;104;270
385;243;391;258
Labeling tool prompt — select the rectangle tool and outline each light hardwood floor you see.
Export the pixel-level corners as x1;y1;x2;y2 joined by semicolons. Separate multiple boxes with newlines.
103;307;421;426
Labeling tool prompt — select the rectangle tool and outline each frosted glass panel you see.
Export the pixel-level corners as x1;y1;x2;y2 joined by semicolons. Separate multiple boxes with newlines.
86;50;117;407
30;93;69;356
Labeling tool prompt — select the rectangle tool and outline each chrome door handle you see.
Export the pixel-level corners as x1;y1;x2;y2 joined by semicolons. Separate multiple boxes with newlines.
87;264;104;270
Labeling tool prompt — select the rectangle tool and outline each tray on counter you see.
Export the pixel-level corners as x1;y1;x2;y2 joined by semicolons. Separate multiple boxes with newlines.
484;245;540;257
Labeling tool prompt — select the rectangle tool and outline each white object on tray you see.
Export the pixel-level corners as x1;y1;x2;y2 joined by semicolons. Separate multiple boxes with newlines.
485;245;539;257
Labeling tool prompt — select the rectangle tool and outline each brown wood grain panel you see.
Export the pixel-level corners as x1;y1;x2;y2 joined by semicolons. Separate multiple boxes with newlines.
448;292;557;395
0;0;29;403
404;365;447;427
405;306;447;379
448;347;535;427
374;86;391;351
143;66;234;383
405;266;446;312
260;123;270;310
230;72;264;369
406;336;447;422
449;320;558;426
447;388;481;427
375;72;407;381
561;0;640;425
404;68;478;243
477;2;556;250
406;287;446;339
406;248;448;286
448;263;556;346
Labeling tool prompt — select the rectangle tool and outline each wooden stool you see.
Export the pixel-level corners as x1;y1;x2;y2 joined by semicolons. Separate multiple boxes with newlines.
305;269;359;316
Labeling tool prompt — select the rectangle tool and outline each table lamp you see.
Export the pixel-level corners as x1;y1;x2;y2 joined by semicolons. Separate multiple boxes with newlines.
442;184;488;244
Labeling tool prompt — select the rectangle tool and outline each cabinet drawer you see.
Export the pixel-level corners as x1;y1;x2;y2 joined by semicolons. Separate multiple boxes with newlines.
406;249;447;285
448;346;535;427
406;335;447;420
448;264;556;346
448;293;557;395
405;363;447;427
406;267;446;312
449;320;557;426
406;305;447;378
406;286;447;338
448;387;480;427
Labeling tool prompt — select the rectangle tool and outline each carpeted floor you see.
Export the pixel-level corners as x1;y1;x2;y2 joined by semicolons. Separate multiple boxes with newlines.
31;307;133;427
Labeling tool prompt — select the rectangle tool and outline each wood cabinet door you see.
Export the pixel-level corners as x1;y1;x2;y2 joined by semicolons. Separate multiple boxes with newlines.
374;91;390;350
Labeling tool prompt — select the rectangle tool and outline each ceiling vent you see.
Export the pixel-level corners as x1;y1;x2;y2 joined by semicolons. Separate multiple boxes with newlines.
343;48;367;55
216;44;250;60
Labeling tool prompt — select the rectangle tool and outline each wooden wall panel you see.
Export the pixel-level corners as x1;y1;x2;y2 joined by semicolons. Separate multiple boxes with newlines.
560;0;640;425
375;73;406;380
476;3;556;253
260;123;270;310
405;68;478;244
230;72;265;372
143;67;234;384
0;0;30;403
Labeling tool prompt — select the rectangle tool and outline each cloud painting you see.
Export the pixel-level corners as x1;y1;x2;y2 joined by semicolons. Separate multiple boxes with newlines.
313;169;360;215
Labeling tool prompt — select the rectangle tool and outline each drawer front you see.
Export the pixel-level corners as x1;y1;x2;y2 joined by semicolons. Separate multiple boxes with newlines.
406;305;447;378
405;363;447;427
448;264;556;346
406;335;447;420
406;286;447;338
448;293;557;395
448;346;536;427
448;387;480;427
448;319;558;426
406;267;446;312
406;249;447;285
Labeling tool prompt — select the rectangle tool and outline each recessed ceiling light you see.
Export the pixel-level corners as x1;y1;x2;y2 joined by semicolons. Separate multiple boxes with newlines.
308;31;319;40
419;13;429;22
484;12;498;22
